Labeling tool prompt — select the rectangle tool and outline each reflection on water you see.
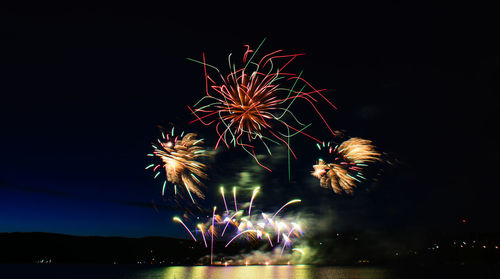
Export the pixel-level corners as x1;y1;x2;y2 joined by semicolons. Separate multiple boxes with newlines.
136;265;393;279
2;263;498;279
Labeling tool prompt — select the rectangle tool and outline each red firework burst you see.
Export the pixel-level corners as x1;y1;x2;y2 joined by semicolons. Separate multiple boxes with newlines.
188;39;336;170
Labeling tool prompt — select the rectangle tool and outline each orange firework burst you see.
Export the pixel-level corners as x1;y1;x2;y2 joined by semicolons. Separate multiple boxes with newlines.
146;127;208;203
312;137;381;194
337;138;381;163
188;38;336;171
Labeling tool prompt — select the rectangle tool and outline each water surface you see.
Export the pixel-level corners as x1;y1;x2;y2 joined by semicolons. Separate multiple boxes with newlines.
2;264;498;279
140;265;392;279
2;264;393;279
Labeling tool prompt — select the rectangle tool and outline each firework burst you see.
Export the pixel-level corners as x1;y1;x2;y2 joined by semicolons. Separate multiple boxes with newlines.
312;137;381;194
172;186;304;265
146;127;209;203
188;38;336;171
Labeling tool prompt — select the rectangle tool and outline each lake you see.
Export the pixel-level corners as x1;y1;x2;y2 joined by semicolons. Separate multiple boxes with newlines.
1;264;498;279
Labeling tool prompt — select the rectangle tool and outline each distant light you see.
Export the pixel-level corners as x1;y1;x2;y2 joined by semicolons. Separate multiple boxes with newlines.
462;219;467;223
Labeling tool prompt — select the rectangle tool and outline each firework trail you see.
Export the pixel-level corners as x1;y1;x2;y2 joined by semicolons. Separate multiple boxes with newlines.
171;186;303;265
248;186;260;217
280;231;293;257
198;224;208;248
292;248;305;255
173;217;197;242
225;230;261;247
221;211;243;237
211;206;216;265
188;38;337;172
271;199;301;219
146;127;209;203
312;137;381;194
220;187;228;214
233;186;238;211
265;232;274;247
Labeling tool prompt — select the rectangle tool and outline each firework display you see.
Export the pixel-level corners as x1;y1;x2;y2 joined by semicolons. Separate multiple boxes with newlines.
188;38;337;170
144;39;385;265
312;137;381;194
172;187;303;264
146;127;209;203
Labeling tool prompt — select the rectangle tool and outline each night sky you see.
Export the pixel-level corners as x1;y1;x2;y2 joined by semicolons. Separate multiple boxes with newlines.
1;4;498;238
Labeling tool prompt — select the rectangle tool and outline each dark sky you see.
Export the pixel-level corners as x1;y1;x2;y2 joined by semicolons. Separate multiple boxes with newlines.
1;3;498;238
